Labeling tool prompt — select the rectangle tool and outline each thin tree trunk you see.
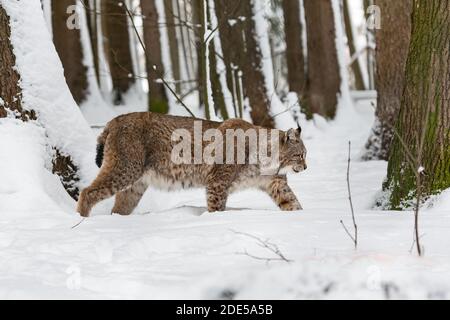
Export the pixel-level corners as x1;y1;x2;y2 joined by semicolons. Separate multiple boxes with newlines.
85;0;100;86
52;0;88;105
164;0;181;94
101;0;135;105
0;5;79;199
282;0;306;96
141;0;169;113
343;0;365;90
364;0;412;160
303;0;341;119
385;0;450;209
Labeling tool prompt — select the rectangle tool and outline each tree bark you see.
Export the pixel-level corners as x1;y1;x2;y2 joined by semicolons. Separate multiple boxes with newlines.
164;0;181;94
214;0;274;128
303;0;341;119
101;0;135;105
385;0;450;209
52;0;88;105
282;0;306;96
343;0;365;91
0;5;79;200
141;0;169;113
85;0;100;86
364;0;412;161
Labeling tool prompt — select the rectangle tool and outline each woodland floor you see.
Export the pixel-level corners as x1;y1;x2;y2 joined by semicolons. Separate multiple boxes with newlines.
1;98;450;299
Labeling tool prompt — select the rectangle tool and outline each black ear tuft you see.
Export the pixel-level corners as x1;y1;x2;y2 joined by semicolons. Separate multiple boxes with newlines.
297;122;302;134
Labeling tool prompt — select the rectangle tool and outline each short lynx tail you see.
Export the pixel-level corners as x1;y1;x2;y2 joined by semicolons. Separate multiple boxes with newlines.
95;143;104;168
95;125;110;168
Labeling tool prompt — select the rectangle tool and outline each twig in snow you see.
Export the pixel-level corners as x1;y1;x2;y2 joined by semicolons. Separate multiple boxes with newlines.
71;218;86;229
340;141;358;249
231;230;293;264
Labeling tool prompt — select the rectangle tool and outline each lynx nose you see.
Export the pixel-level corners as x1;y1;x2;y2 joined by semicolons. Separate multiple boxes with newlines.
304;163;307;170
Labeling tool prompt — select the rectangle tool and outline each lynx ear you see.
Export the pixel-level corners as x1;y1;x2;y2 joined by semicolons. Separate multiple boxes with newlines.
287;128;297;141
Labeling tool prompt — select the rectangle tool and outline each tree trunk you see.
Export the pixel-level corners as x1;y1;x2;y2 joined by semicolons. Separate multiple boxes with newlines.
101;0;135;105
85;0;100;86
164;0;181;94
0;5;32;120
215;0;274;128
141;0;169;114
364;0;412;160
0;5;79;200
52;0;88;105
343;0;365;91
282;0;306;96
385;0;450;209
303;0;341;119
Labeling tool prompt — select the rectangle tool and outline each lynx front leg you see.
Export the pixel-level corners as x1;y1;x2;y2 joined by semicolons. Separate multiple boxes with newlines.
206;166;234;212
206;183;230;212
264;176;302;211
112;178;149;215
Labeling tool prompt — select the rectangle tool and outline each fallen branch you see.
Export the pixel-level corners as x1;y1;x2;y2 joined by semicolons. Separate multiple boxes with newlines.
231;230;293;264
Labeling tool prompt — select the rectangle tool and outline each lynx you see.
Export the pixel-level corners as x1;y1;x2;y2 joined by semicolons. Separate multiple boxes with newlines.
76;112;307;217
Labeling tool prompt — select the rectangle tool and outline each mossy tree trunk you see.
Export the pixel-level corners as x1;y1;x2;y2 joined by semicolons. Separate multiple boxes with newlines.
364;0;412;161
0;5;79;200
303;0;341;119
141;0;169;114
385;0;450;209
101;0;135;105
52;0;88;105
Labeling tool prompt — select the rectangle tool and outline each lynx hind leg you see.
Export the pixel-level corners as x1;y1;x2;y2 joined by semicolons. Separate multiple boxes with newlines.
77;161;144;217
112;178;149;215
263;176;302;211
206;166;235;212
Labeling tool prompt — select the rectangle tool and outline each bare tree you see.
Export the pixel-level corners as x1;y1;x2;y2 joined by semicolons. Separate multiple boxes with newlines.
364;0;412;161
282;0;306;97
343;0;365;91
141;0;169;113
101;0;135;105
303;0;341;119
52;0;88;105
215;0;274;127
164;0;181;94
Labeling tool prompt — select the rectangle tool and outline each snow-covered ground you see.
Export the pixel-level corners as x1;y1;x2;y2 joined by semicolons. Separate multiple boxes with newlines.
1;97;450;300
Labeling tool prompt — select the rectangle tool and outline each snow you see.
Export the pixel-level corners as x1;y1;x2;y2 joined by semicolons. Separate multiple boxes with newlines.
2;90;450;299
1;0;97;188
2;0;450;300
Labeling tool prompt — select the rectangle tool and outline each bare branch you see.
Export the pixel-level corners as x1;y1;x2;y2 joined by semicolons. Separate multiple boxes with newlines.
231;230;293;263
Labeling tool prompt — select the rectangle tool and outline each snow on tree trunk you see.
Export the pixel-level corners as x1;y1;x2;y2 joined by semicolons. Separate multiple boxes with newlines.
385;0;450;209
51;0;88;105
141;0;169;114
0;0;96;199
101;0;135;105
363;0;412;161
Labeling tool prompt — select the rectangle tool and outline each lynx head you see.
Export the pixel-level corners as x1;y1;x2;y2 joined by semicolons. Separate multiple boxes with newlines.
278;125;307;175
